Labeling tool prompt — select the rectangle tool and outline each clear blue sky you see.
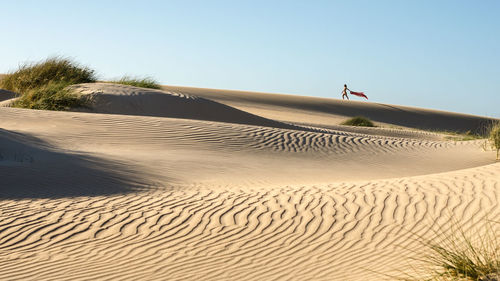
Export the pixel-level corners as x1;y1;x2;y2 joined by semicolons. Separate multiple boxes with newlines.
1;0;498;117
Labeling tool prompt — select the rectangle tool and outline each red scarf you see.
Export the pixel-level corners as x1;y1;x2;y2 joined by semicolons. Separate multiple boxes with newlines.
350;91;368;99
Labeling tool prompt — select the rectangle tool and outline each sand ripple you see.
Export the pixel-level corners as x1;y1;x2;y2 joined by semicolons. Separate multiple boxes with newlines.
0;85;498;280
0;165;498;280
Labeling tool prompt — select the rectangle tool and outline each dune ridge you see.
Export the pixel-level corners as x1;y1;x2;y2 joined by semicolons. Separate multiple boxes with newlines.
71;83;302;131
0;84;498;280
163;85;497;134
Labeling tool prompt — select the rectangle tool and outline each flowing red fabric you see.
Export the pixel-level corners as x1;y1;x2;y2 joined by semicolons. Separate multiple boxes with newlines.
350;91;368;99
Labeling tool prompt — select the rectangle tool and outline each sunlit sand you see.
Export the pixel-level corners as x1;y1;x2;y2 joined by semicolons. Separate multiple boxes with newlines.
0;83;498;280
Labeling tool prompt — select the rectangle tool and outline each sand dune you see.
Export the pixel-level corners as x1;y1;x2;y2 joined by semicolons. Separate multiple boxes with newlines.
164;85;496;134
71;83;299;131
0;84;498;280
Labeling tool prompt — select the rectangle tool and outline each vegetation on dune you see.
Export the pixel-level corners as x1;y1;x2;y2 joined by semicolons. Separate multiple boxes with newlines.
488;121;500;160
0;57;96;111
0;57;162;111
11;81;87;111
442;130;484;141
0;57;96;93
341;116;375;127
423;229;499;280
110;76;161;89
398;219;500;281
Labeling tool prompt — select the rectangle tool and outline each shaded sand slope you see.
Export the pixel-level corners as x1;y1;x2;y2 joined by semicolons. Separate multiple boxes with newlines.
0;89;16;102
0;129;150;198
0;107;494;186
0;75;15;103
163;85;497;134
71;83;298;131
0;84;499;281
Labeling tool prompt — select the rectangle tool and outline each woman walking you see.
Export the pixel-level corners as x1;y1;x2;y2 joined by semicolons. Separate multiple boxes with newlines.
342;84;350;100
342;84;368;100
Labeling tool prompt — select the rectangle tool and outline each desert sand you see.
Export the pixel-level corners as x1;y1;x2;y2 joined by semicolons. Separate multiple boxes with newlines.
0;83;498;280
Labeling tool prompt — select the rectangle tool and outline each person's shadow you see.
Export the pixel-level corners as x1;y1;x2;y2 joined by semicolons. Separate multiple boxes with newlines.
0;129;152;199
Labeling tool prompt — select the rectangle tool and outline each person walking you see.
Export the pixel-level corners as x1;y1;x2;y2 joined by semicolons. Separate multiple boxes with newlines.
342;84;368;100
342;84;350;100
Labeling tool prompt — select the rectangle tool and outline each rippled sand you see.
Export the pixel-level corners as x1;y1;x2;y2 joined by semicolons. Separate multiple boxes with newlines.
0;83;498;280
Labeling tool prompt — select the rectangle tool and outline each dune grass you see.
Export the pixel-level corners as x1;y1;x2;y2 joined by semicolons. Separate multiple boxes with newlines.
422;227;499;280
110;76;161;89
0;57;96;111
442;130;484;141
341;116;375;127
12;81;87;111
489;122;500;160
0;57;162;111
0;57;96;93
399;219;500;281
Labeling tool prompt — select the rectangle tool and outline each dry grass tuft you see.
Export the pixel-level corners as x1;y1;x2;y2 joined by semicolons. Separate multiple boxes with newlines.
341;116;375;127
0;57;96;93
110;76;161;89
12;81;86;111
399;219;500;281
0;57;96;111
489;122;500;160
